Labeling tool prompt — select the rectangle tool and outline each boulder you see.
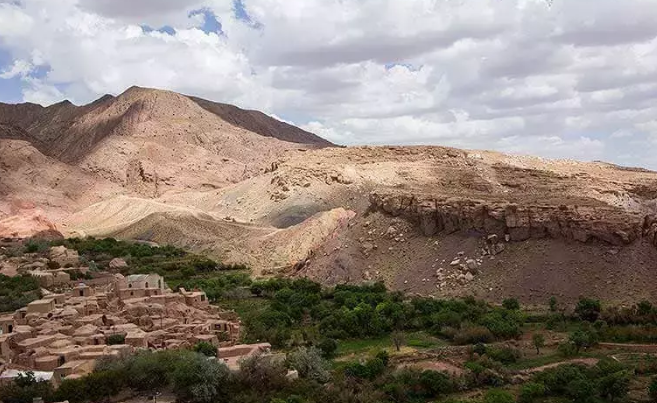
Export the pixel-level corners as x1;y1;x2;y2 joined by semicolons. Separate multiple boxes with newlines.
109;258;128;270
49;246;79;267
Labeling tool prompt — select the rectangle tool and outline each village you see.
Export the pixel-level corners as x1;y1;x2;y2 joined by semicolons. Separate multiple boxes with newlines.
0;243;271;386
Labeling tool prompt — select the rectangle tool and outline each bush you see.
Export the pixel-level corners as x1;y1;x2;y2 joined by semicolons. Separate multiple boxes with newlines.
549;296;558;312
649;377;657;400
124;350;179;393
317;338;338;358
486;346;521;365
518;382;545;403
24;239;49;253
502;298;520;310
237;353;288;393
286;347;330;383
557;341;578;357
170;352;229;403
0;372;54;403
454;326;495;345
193;341;217;357
597;370;630;402
47;260;61;270
483;389;514;403
344;356;387;381
106;334;126;345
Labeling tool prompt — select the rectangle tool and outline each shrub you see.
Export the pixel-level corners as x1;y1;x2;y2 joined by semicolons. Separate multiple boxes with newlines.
483;389;514;403
46;260;61;270
502;298;520;310
24;239;48;253
317;338;338;358
170;352;229;403
237;353;288;392
106;334;125;345
0;371;54;403
124;350;179;393
649;377;657;401
344;355;387;381
486;346;521;365
193;341;217;357
454;326;495;345
549;296;558;312
472;342;487;356
557;341;578;357
419;370;454;396
286;347;330;383
480;309;523;339
518;382;545;403
598;370;630;402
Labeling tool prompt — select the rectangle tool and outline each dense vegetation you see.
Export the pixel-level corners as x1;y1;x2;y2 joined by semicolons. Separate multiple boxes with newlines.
52;237;247;278
235;278;523;349
0;274;40;312
6;237;657;402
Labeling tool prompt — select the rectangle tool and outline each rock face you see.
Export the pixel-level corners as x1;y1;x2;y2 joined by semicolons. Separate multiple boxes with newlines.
109;258;128;270
369;192;652;247
49;246;80;267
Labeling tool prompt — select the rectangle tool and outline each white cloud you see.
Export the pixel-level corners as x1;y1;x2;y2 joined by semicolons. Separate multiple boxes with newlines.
0;59;32;78
2;0;657;168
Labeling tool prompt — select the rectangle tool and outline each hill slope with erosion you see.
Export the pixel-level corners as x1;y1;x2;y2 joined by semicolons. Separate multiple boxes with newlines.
3;88;657;303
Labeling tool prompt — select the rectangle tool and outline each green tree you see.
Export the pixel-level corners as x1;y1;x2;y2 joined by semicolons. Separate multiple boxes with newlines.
0;371;54;403
193;341;218;357
566;378;597;403
171;352;230;403
106;334;125;345
391;330;406;352
598;370;630;402
575;297;601;322
317;338;338;358
286;347;330;383
569;328;598;353
532;333;546;355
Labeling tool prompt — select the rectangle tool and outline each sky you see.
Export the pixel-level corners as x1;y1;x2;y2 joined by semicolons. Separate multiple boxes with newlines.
2;0;657;169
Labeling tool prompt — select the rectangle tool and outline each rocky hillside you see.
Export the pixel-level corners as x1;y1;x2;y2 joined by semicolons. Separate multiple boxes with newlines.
2;88;657;303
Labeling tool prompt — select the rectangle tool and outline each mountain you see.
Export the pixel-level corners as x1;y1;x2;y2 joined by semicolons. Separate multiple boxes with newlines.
2;86;657;304
188;96;332;146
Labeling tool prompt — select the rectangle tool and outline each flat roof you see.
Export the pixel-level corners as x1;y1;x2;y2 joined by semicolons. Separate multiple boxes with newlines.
27;299;55;306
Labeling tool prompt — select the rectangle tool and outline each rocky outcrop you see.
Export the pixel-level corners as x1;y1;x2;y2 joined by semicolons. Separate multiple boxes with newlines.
369;192;654;247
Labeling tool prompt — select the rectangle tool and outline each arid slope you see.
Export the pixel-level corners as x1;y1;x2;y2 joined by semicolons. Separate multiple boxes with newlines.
3;88;657;303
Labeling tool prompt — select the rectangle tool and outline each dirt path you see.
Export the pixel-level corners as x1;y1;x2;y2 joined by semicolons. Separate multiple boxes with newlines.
520;358;599;374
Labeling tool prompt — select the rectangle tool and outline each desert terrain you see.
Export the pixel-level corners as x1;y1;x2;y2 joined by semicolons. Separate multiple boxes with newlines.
2;86;657;303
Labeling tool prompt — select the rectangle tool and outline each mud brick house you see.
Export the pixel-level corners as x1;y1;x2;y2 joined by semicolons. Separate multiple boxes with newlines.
0;268;255;383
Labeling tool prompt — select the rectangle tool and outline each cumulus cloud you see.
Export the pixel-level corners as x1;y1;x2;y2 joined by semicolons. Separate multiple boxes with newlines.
1;0;657;168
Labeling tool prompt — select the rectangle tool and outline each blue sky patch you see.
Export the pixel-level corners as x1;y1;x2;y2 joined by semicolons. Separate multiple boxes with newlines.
233;0;262;29
141;25;176;35
189;8;224;35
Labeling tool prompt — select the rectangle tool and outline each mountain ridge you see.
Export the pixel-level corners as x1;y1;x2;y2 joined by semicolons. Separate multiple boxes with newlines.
2;87;657;303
